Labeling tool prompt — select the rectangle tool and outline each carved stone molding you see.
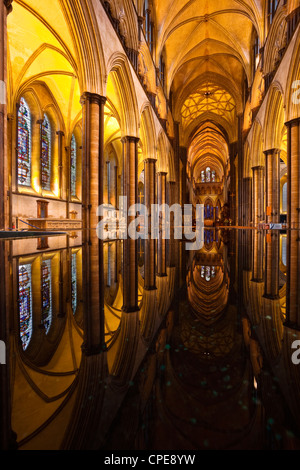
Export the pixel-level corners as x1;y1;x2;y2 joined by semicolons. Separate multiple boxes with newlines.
4;0;13;14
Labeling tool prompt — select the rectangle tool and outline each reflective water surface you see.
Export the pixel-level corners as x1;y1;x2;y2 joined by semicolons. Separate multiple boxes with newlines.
1;228;300;450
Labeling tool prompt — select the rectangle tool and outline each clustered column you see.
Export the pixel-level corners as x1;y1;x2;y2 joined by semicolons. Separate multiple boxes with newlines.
252;166;264;227
122;136;140;313
81;92;106;355
0;1;13;229
264;149;281;224
157;171;167;277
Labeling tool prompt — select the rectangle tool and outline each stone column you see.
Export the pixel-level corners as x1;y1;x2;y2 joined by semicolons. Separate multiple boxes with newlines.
157;171;167;207
252;166;264;226
81;92;106;236
122;136;140;313
0;1;12;229
285;119;300;329
264;149;281;224
81;92;107;355
144;157;156;220
243;177;252;226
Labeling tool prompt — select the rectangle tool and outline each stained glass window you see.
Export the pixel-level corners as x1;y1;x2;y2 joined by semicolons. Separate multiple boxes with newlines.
212;170;216;182
206;167;211;182
71;253;77;315
41;259;52;334
17;97;32;187
71;134;77;198
41;114;52;191
201;170;205;183
19;264;33;351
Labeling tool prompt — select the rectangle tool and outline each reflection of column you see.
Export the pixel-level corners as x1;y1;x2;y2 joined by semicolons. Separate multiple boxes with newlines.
252;231;264;283
123;238;139;312
81;92;106;236
243;177;252;226
157;235;167;277
82;238;106;355
264;149;280;224
252;166;264;226
264;231;280;299
0;240;17;449
144;238;156;290
285;119;300;329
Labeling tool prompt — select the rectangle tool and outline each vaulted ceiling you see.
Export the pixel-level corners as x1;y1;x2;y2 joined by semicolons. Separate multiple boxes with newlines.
152;0;265;169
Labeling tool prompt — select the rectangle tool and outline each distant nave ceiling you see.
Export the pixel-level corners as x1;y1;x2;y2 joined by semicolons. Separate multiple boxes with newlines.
148;0;264;197
151;0;264;151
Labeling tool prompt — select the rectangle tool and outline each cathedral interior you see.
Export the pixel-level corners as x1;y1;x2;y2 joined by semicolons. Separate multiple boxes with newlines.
1;0;300;451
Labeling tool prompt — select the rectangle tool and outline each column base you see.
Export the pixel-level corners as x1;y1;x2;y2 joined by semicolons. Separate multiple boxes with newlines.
122;306;140;313
283;321;300;332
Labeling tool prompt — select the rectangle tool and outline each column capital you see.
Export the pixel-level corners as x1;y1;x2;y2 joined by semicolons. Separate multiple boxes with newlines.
157;171;168;176
263;148;281;156
285;117;300;128
56;130;65;137
80;92;106;107
144;157;157;164
121;135;140;144
4;0;13;13
251;165;264;171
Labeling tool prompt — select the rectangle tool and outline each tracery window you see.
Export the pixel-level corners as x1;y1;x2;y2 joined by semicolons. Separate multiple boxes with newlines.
18;264;33;351
41;114;52;191
267;0;279;26
41;259;52;334
144;0;154;53
70;134;77;198
17;97;32;187
71;252;77;315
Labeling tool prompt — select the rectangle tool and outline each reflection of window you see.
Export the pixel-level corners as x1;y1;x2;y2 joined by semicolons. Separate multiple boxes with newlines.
281;236;287;267
19;264;33;351
71;253;77;315
17;97;32;187
201;266;217;282
41;260;52;334
71;134;77;198
41;114;52;191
